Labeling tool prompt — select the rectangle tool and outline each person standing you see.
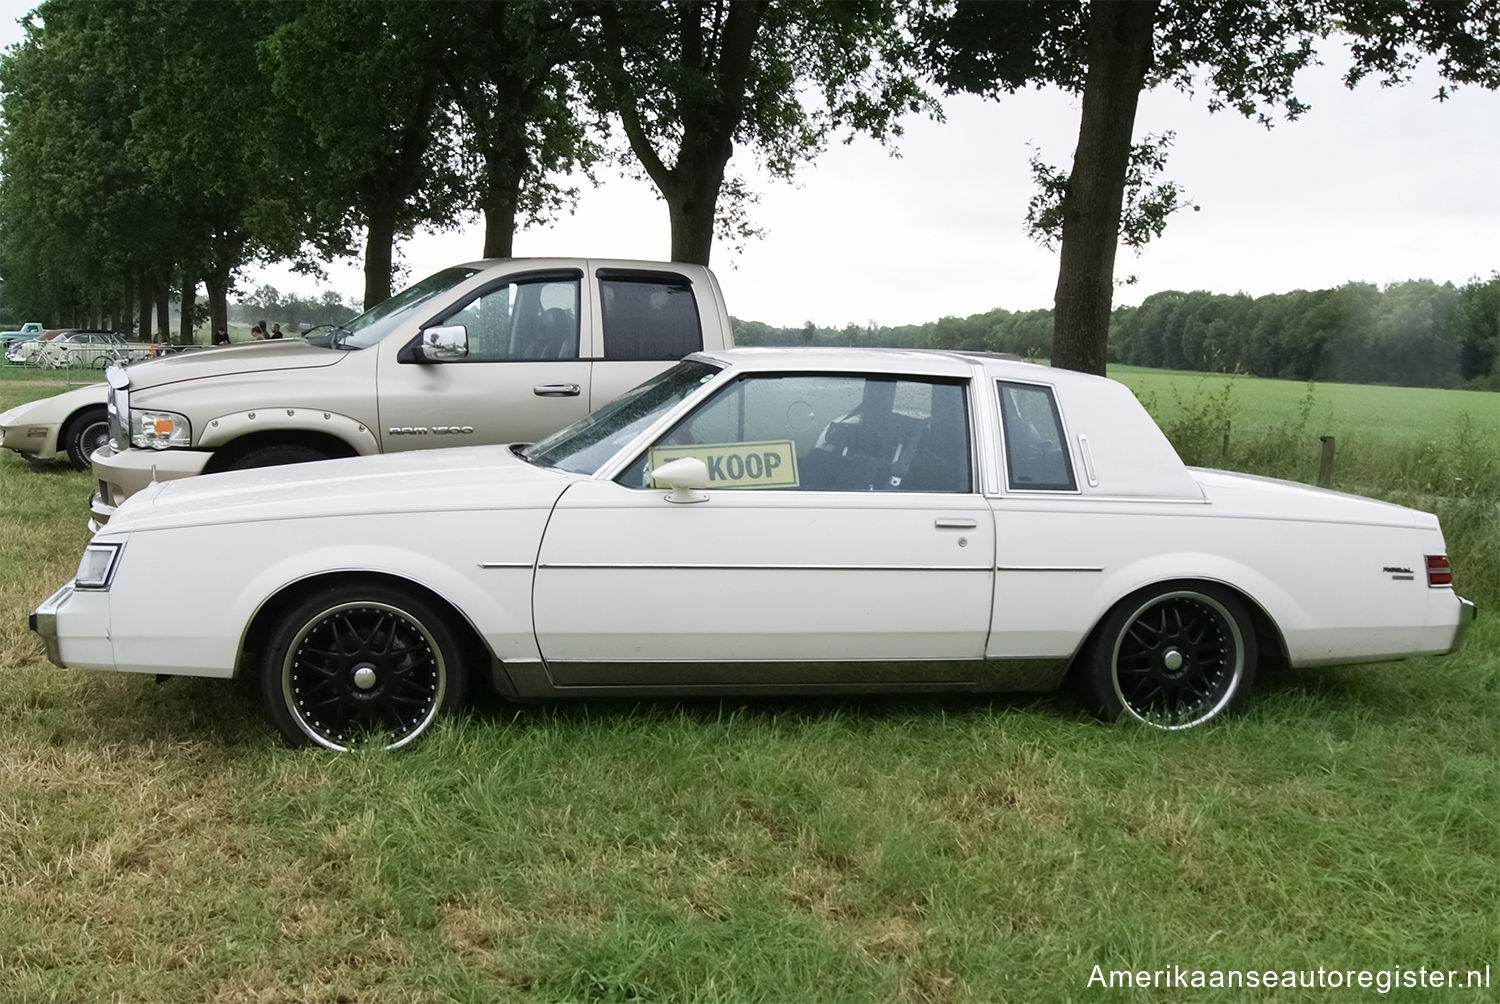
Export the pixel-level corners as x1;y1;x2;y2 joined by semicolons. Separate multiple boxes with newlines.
270;323;283;339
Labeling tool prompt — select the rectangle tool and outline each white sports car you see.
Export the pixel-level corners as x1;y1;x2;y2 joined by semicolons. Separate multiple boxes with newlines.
31;349;1475;749
0;383;110;470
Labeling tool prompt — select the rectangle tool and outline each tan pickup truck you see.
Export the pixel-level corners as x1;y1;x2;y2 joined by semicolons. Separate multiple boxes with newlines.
91;258;732;527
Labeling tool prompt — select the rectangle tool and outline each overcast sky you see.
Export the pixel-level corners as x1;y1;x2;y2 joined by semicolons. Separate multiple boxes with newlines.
4;3;1497;328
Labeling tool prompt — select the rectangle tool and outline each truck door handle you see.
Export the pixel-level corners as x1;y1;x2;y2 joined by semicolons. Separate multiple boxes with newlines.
934;518;978;529
533;383;581;397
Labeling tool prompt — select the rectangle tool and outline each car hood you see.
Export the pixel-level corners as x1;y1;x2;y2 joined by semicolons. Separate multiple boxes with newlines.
102;445;578;534
117;340;345;391
0;381;106;426
1192;468;1436;530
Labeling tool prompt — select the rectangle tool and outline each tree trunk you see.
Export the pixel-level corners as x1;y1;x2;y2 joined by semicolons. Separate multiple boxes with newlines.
137;271;153;342
205;273;230;339
1050;0;1159;375
664;169;725;265
481;164;522;258
363;202;397;309
179;273;198;346
154;277;171;342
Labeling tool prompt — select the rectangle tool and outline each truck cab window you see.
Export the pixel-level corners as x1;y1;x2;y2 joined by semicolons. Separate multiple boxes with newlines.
441;278;580;362
600;277;703;361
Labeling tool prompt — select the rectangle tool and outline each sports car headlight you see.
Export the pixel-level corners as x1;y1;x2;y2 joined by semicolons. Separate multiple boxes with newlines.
75;542;123;590
130;410;191;449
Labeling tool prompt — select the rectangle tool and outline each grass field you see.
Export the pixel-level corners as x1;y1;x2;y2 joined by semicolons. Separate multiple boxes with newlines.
1;371;1496;1002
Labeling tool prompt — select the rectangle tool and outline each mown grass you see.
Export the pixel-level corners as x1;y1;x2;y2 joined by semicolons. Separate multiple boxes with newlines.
1;371;1496;1003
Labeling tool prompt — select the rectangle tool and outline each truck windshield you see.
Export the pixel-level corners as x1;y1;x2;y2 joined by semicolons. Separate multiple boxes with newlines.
524;359;723;475
327;266;482;350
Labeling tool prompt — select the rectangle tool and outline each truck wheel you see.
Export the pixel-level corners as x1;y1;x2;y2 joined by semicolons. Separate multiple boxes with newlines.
64;407;110;471
259;583;468;750
225;444;329;471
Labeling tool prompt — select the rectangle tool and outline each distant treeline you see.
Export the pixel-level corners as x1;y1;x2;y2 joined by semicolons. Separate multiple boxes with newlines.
734;276;1500;391
227;286;360;331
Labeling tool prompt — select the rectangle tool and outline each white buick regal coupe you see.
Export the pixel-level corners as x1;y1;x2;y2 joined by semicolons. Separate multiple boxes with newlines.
31;349;1475;750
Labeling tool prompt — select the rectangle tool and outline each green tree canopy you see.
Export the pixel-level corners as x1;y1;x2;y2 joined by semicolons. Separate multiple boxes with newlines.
587;0;932;264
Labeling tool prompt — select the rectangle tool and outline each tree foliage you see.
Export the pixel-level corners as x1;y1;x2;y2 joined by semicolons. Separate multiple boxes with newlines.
913;0;1500;377
587;0;933;264
427;1;601;258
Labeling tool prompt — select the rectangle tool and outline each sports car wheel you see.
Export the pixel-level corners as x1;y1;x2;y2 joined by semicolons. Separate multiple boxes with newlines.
1083;585;1256;730
260;584;467;750
64;407;109;470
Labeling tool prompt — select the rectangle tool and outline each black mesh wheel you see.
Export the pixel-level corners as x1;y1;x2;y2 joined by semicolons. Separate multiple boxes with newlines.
260;585;467;750
1082;585;1257;730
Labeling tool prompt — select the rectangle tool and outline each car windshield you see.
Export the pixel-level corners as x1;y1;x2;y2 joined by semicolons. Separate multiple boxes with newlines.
524;359;723;475
327;266;482;350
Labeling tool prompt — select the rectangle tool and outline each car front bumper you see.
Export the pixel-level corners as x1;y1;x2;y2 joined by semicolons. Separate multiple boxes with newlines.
0;412;63;460
89;442;212;529
30;582;115;671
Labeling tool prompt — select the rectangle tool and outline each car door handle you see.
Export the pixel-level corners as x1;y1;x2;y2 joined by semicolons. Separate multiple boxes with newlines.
533;383;581;397
934;518;978;529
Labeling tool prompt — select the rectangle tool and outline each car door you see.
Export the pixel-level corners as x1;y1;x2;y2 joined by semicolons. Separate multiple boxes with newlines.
532;370;995;690
376;269;594;452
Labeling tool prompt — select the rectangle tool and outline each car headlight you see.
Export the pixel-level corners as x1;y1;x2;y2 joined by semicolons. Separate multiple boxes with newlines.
130;410;191;449
75;542;123;590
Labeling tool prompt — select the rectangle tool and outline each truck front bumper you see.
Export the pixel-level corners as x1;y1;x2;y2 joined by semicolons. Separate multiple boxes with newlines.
89;442;212;529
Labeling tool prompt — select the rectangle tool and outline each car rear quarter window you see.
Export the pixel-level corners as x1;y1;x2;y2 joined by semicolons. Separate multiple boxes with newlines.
599;274;703;361
997;380;1077;491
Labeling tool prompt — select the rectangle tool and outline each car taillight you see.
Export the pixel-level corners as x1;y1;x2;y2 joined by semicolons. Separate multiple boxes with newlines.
1425;555;1453;587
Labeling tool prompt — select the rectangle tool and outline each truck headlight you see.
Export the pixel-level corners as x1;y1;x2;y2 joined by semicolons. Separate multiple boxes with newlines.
75;542;123;590
130;410;191;449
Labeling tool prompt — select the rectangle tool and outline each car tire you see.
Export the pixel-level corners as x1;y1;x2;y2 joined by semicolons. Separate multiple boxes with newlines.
225;443;330;471
259;583;468;750
63;407;110;471
1080;583;1257;730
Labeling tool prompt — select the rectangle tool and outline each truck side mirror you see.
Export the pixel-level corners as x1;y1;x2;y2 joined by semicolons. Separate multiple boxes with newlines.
411;324;469;363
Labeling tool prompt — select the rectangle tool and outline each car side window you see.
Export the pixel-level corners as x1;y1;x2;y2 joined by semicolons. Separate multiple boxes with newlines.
617;373;972;493
599;276;703;361
439;278;580;362
997;380;1077;491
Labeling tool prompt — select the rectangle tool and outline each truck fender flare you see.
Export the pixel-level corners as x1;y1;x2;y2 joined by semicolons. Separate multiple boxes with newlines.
196;408;380;454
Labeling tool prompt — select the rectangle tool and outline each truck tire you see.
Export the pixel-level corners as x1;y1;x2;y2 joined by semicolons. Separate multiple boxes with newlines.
63;407;110;471
225;444;330;471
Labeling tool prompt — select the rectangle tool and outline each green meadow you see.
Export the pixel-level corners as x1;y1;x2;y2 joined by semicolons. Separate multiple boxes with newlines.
1;370;1495;1003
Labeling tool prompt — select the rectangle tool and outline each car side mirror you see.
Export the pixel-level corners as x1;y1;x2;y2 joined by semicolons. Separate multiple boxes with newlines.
413;324;469;363
652;457;710;504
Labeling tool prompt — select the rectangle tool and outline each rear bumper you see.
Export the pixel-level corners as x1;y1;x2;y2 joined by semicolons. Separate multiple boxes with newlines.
1450;595;1477;652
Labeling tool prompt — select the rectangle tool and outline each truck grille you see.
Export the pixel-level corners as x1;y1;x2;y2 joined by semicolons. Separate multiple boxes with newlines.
106;383;129;451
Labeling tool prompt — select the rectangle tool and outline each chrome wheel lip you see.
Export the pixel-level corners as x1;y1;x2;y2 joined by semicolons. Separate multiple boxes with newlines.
281;600;446;752
1110;590;1245;731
